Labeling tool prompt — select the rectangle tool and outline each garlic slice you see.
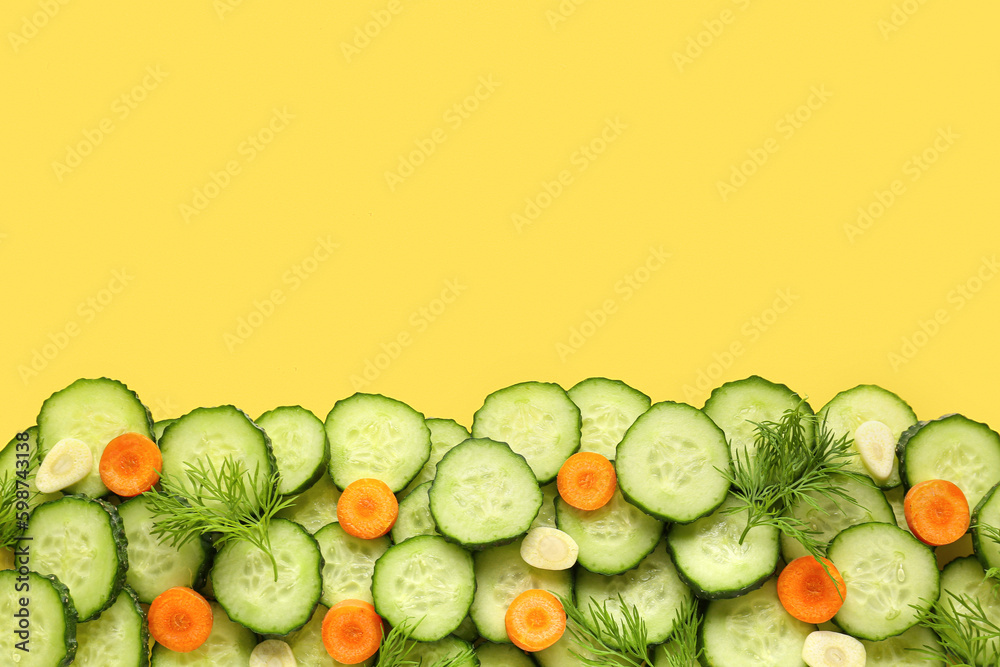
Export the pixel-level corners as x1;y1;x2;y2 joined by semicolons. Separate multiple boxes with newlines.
250;639;297;667
854;420;895;483
802;630;866;667
35;437;93;493
520;527;579;570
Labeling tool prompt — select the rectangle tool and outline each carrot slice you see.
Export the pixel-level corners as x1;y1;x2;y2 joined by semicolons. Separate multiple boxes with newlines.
148;587;213;653
556;452;616;511
337;478;398;539
505;589;566;652
904;479;970;546
777;556;847;624
99;432;162;497
322;598;383;664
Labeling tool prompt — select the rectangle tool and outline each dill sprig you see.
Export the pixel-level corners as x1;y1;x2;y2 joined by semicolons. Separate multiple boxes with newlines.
911;593;1000;666
656;597;703;667
0;473;20;550
375;618;475;667
559;594;650;667
142;458;296;580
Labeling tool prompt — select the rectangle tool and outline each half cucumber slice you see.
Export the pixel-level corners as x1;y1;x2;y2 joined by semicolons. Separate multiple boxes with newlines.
256;405;328;495
567;377;650;461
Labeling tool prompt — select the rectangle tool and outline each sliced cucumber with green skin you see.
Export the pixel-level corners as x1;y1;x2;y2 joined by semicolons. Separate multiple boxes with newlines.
701;577;814;667
401;418;471;498
534;630;632;667
883;486;911;535
24;495;128;621
452;614;479;643
827;523;939;641
898;413;1000;512
476;641;537;666
567;377;651;461
325;393;431;493
74;586;148;667
0;569;77;667
0;426;61;512
472;381;581;484
702;375;813;469
530;482;558;530
392;481;439;543
314;522;389;607
257;406;328;495
429;438;541;549
152;418;175;442
939;556;1000;666
575;538;694;645
117;495;212;604
403;636;477;666
667;493;778;599
615;401;730;524
817;384;917;489
861;625;944;666
275;472;342;534
469;539;573;643
973;481;1000;570
151;602;255;666
286;604;375;667
779;473;896;562
555;488;662;575
158;405;276;511
372;535;475;642
211;518;322;635
653;640;701;667
37;377;154;498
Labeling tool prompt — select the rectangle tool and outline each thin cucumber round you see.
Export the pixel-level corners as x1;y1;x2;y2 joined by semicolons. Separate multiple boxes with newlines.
314;521;390;607
472;381;581;484
392;481;439;544
0;569;77;667
150;602;255;666
74;586;148;667
211;518;323;635
476;641;537;666
401;418;471;498
0;426;61;513
938;556;1000;666
429;438;542;549
325;393;431;493
827;523;939;641
402;636;477;667
256;405;328;495
973;481;1000;570
862;625;945;666
372;535;475;642
567;377;650;461
615;401;730;524
818;384;917;489
275;472;342;534
530;482;558;530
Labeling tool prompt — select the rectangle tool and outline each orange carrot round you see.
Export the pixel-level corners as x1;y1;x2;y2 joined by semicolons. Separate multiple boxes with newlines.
777;556;847;624
557;452;617;511
148;587;213;653
505;589;566;652
321;599;383;664
337;478;398;539
99;432;162;497
904;479;970;546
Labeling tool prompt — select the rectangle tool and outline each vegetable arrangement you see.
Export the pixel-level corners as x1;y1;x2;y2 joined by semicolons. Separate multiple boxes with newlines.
3;375;1000;666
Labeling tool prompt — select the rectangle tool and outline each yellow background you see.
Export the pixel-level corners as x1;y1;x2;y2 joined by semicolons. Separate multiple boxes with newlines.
1;1;998;441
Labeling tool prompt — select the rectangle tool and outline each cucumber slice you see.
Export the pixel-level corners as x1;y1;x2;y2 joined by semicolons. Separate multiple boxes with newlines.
314;522;390;607
615;401;730;524
883;486;911;535
530;482;558;530
452;614;479;643
429;438;542;549
469;538;573;643
667;493;778;599
861;625;944;666
899;413;1000;511
938;556;1000;666
818;384;918;489
0;569;77;667
36;377;154;497
401;418;471;498
701;578;814;667
0;426;61;513
780;473;896;562
555;488;662;575
325;393;431;493
973;481;1000;570
567;377;651;461
211;519;323;635
117;495;212;604
372;535;475;642
152;419;175;442
534;630;632;667
472;381;581;484
151;602;255;666
702;375;813;467
158;405;276;511
476;642;537;666
74;586;148;667
24;495;128;621
575;538;694;645
402;636;476;666
275;472;342;534
392;481;439;543
257;406;328;495
827;523;939;641
286;604;375;667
